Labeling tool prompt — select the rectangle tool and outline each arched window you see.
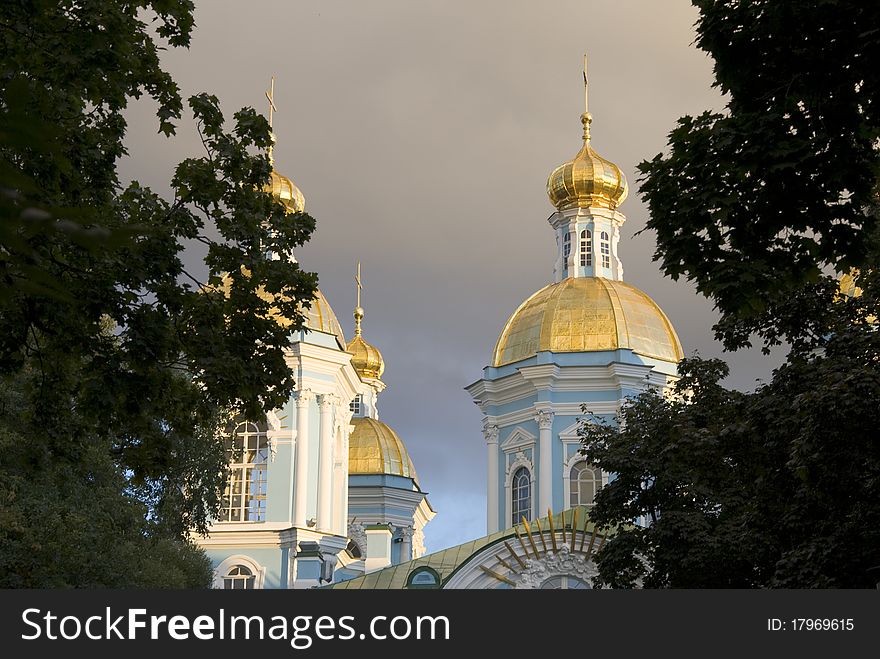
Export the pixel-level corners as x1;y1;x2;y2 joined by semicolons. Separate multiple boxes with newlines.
580;229;592;267
406;567;441;589
220;421;269;522
511;467;531;526
570;461;602;507
600;231;610;269
539;575;589;589
223;565;255;589
563;231;571;263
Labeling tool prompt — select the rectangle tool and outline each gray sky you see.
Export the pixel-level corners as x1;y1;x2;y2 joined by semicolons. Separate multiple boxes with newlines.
120;0;785;552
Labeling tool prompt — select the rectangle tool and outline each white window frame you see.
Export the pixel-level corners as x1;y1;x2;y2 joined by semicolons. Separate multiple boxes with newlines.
213;555;267;590
600;231;610;269
580;229;592;267
220;421;269;523
508;463;534;527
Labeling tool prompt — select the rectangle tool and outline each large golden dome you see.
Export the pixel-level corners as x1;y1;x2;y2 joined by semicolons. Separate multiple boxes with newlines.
264;169;305;214
349;417;418;484
547;113;628;211
493;277;683;366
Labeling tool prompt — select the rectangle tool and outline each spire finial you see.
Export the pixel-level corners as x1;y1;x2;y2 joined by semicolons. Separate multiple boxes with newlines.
265;75;278;164
581;54;592;143
354;260;364;336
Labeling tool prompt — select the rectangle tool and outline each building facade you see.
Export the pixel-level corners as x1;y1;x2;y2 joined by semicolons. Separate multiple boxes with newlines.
193;125;433;589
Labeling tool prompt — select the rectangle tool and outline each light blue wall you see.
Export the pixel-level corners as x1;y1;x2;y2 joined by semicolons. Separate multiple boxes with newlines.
486;348;676;528
207;547;286;589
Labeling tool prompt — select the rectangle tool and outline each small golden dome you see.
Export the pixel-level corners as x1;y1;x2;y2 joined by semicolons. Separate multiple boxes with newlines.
346;305;384;379
218;270;345;346
493;277;683;366
347;334;384;379
349;417;418;484
547;113;628;211
264;169;305;214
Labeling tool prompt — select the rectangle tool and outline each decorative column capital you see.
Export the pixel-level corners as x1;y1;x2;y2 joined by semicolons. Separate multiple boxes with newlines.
535;409;554;430
294;388;314;406
482;419;499;445
399;526;414;539
317;393;338;409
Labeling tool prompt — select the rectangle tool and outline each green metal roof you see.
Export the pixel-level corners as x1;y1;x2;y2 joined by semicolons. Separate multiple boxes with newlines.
329;507;601;589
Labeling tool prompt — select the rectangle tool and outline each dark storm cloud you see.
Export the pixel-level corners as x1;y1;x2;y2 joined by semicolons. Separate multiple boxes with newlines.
119;1;783;551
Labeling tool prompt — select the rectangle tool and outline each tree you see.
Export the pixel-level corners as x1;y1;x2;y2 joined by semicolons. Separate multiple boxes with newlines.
580;0;880;588
581;297;880;587
638;0;880;351
1;1;318;586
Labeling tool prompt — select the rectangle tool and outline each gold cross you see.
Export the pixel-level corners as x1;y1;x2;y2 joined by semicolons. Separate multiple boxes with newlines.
355;260;362;309
583;54;589;115
265;75;278;129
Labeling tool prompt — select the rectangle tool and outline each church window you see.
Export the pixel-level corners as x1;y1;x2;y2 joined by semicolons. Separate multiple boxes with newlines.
563;231;571;263
406;567;441;589
580;229;592;267
220;421;268;522
570;461;602;507
350;394;363;416
223;565;255;589
600;231;610;268
511;467;531;525
539;575;589;589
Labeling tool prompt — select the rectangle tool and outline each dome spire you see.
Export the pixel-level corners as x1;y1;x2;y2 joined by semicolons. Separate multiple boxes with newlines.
546;58;627;212
582;53;591;143
265;75;278;165
261;76;305;214
347;261;384;379
354;259;364;336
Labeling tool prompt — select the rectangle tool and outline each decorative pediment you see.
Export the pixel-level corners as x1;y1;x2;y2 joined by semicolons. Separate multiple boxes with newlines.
558;420;582;442
500;426;537;452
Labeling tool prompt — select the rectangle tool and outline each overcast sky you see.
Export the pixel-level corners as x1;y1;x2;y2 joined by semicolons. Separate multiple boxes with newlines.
120;0;785;552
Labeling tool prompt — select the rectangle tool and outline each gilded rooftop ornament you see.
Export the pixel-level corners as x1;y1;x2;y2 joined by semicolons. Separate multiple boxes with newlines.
546;56;628;211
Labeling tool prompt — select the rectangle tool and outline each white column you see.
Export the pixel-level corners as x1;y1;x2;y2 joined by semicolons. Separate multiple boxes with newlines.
337;406;354;536
483;420;500;534
399;526;414;563
293;389;313;528
316;394;335;532
536;409;554;515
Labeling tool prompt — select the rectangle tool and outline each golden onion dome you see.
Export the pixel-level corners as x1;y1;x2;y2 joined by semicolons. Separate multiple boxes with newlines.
349;417;419;485
346;306;384;379
493;276;683;367
218;269;345;346
264;169;305;214
547;112;628;211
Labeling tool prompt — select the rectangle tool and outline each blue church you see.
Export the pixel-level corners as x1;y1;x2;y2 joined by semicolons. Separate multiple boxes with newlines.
199;68;682;590
332;71;683;590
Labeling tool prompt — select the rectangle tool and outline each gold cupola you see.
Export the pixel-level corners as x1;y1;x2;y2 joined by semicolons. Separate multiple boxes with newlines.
546;59;628;211
346;262;385;380
262;76;305;214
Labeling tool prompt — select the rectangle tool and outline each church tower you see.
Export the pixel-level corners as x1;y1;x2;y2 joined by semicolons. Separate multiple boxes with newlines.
339;265;435;579
466;62;683;534
195;79;362;589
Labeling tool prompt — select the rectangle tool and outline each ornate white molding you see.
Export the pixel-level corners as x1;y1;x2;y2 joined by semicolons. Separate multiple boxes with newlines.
535;409;554;430
515;545;598;589
294;388;314;406
212;554;267;590
412;526;426;558
347;521;366;556
482;421;500;445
